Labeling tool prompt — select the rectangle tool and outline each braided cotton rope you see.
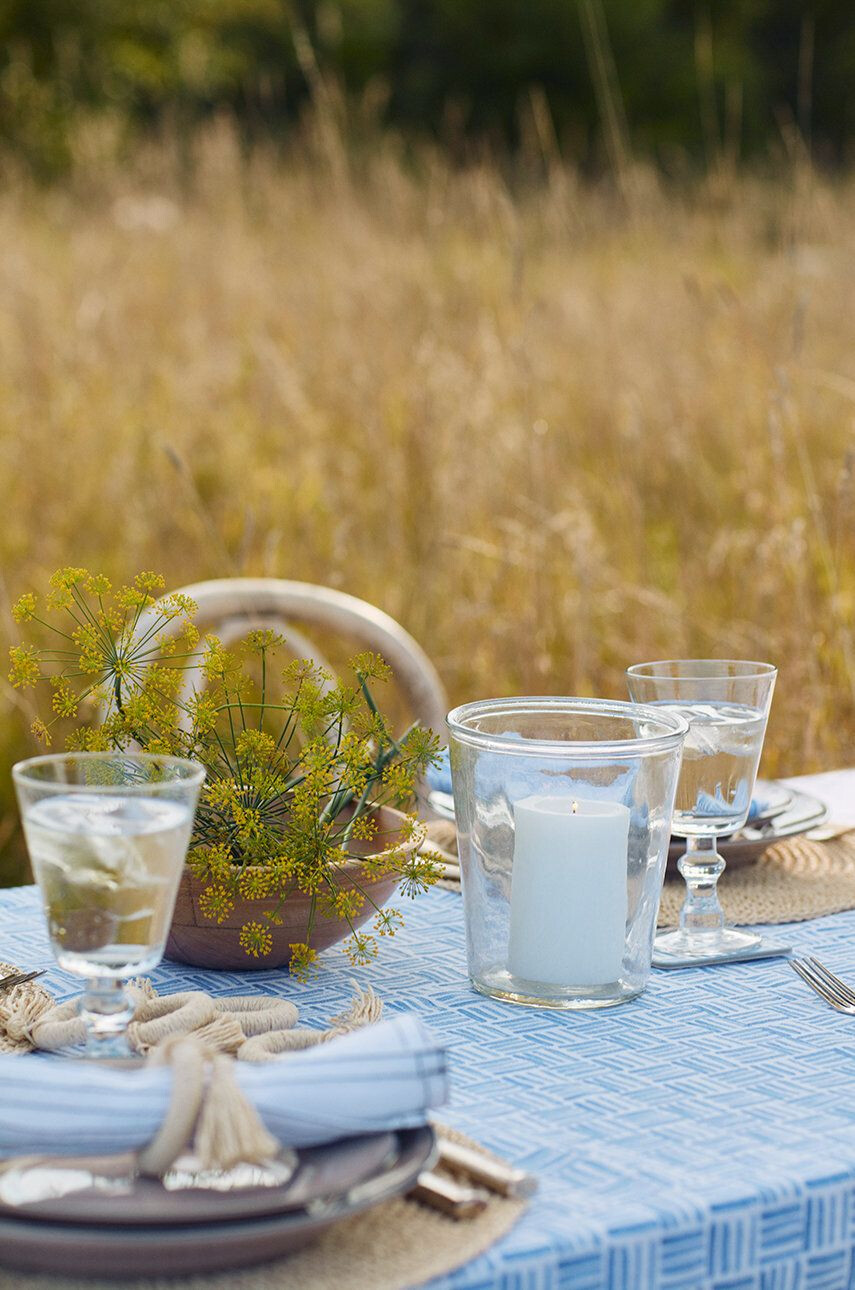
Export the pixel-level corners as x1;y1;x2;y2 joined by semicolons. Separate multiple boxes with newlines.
0;963;377;1057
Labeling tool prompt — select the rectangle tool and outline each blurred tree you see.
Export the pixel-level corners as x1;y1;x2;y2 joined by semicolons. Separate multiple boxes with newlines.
0;0;850;175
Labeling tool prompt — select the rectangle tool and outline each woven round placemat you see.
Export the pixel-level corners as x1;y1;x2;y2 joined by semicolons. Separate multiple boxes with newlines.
657;831;855;927
0;1127;526;1290
427;822;855;928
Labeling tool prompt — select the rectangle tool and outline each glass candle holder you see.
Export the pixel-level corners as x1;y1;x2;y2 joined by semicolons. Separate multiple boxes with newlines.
447;698;687;1009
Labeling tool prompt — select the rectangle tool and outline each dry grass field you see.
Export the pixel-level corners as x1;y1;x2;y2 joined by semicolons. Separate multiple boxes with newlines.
2;124;855;880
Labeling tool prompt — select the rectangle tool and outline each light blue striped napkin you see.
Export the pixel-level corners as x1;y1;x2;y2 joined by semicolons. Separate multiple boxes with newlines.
0;1013;447;1159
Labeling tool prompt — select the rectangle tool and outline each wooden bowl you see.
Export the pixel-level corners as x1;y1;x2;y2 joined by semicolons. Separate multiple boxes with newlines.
165;805;421;971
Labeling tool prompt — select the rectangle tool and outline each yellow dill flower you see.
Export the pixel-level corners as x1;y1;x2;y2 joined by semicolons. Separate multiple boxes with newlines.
187;847;210;880
344;931;379;966
238;866;275;899
188;694;217;735
351;651;392;684
381;761;415;802
30;718;52;746
201;635;229;682
374;906;404;937
65;726;111;752
176;620;200;650
288;942;317;981
72;625;104;675
206;843;234;881
246;628;283;652
46;567;89;611
349;814;379;842
232;803;263;840
143;735;179;756
134;571;165;595
50;680;79;718
293;681;329;732
8;645;40;689
198;884;235;925
188;843;233;883
283;657;331;687
205;778;237;810
236;729;276;764
159;592;196;619
267;855;297;888
395;813;420;842
121;693;156;727
331;886;365;920
97;605;122;633
11;593;37;622
400;725;442;765
239;921;273;958
115;584;150;612
146;666;181;699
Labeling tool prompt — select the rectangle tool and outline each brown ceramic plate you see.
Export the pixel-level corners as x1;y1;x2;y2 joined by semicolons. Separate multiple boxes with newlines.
0;1132;398;1226
0;1127;436;1279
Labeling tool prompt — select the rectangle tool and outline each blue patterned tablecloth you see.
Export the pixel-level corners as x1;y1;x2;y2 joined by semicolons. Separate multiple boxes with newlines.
3;882;855;1290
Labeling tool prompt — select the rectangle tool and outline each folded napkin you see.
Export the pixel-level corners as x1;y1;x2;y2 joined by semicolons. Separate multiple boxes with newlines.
426;746;454;796
0;1013;447;1160
695;785;768;822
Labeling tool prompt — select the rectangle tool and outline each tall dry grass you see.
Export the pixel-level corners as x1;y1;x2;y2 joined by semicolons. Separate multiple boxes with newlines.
2;123;855;879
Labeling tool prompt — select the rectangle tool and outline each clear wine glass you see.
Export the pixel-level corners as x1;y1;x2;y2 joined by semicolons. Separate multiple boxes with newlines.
13;752;204;1057
626;660;777;964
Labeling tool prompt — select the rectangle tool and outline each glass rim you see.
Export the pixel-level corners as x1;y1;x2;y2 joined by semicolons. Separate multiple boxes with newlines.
446;696;689;758
626;659;777;682
12;751;206;793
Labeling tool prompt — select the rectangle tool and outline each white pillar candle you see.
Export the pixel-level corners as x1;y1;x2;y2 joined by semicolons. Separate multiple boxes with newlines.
507;795;630;988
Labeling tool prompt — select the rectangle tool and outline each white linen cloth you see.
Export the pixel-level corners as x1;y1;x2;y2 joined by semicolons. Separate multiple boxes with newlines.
782;768;855;827
0;1013;447;1159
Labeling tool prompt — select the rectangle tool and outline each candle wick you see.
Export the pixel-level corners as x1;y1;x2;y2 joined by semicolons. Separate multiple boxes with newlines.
571;800;578;814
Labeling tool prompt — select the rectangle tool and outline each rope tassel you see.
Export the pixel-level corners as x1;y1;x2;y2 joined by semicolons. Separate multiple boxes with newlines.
194;1052;279;1171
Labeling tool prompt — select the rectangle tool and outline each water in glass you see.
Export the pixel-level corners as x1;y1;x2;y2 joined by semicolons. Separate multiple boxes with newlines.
661;701;767;835
23;793;194;977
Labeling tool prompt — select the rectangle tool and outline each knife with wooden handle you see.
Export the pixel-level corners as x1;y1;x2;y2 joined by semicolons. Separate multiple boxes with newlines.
409;1170;490;1220
437;1137;537;1199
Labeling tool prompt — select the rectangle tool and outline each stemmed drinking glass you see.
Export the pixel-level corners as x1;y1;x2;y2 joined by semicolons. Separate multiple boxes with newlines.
13;752;204;1057
626;660;778;964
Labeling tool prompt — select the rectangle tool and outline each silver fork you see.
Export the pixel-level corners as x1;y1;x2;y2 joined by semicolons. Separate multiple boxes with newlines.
0;969;46;995
790;957;855;1013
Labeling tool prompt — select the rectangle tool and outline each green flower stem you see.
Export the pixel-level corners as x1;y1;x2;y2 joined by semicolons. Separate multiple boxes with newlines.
28;615;78;644
70;584;113;649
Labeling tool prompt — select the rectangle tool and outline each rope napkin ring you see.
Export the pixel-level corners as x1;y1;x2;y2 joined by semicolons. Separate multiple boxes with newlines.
136;1034;279;1176
0;960;380;1059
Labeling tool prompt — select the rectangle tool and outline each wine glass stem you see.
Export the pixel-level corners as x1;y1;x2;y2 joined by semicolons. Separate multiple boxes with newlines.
677;835;726;937
80;978;134;1058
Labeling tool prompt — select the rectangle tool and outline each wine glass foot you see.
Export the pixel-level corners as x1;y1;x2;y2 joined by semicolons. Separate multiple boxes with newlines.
653;926;791;968
82;1029;134;1060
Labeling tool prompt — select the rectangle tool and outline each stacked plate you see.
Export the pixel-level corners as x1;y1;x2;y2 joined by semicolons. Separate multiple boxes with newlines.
428;780;829;872
666;779;829;871
0;1127;435;1279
